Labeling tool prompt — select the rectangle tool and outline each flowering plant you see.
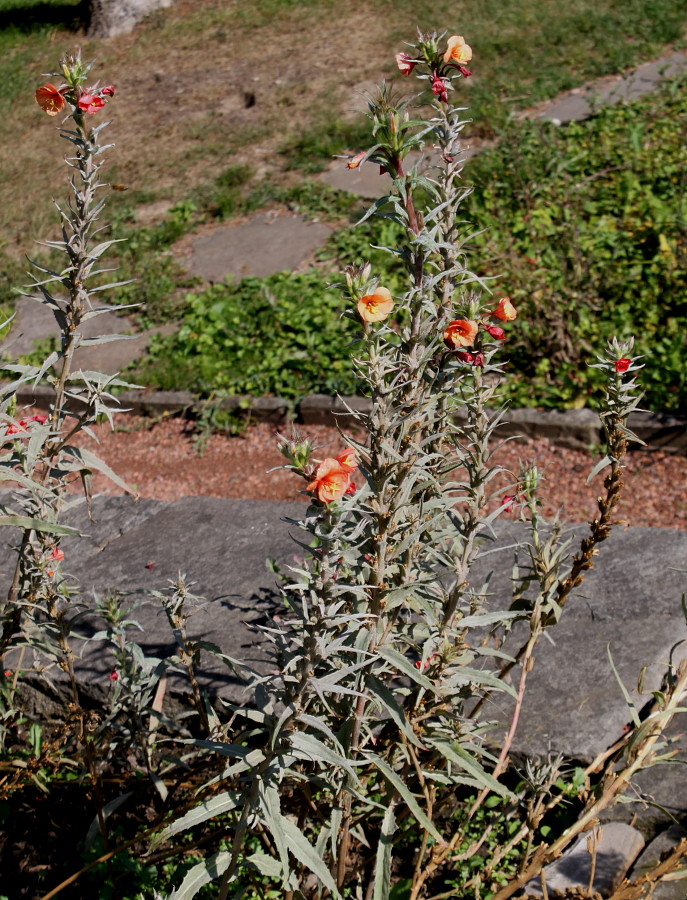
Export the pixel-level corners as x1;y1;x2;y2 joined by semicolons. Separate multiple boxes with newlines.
5;35;686;900
155;30;686;900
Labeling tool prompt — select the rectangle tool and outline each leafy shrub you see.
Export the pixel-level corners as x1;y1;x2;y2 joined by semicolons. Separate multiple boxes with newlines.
468;77;687;412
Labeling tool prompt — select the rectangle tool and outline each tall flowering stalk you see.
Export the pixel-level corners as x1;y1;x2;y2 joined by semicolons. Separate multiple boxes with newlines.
155;32;684;900
0;52;134;793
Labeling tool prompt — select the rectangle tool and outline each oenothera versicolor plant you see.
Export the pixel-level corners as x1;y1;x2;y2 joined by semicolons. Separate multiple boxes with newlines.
157;30;687;900
0;53;145;778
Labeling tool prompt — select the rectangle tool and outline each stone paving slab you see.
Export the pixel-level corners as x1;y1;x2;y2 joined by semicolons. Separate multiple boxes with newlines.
524;822;645;898
185;212;333;282
2;497;685;825
630;824;687;899
3;298;175;376
526;51;687;124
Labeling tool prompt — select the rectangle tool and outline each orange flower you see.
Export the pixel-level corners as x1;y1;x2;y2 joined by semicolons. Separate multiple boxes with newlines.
443;318;478;349
347;151;366;170
493;297;517;321
306;459;352;503
357;287;394;323
443;35;473;66
336;448;358;471
35;84;65;116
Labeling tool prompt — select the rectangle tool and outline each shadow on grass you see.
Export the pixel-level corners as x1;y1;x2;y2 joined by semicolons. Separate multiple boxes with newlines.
0;0;87;34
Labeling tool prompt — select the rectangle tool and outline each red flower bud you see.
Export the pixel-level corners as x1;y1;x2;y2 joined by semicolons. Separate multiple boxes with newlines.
431;74;448;102
458;66;473;77
615;358;631;373
485;324;506;340
110;669;119;682
455;350;474;363
473;352;485;367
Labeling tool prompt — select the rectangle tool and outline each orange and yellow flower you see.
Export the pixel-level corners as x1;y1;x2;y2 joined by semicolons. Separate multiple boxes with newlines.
443;318;478;349
443;35;472;66
336;448;358;471
35;84;66;116
306;459;352;503
357;287;394;323
493;297;517;321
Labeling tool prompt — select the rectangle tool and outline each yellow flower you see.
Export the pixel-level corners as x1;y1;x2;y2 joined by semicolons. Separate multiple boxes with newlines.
357;287;394;323
443;35;473;66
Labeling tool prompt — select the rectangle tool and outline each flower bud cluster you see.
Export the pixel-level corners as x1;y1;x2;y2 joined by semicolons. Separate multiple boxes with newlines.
35;50;115;118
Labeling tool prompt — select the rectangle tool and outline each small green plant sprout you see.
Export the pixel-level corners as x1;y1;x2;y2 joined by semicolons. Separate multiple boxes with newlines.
151;29;686;900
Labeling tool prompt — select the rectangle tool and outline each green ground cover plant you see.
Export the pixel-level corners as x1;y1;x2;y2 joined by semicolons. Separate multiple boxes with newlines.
2;35;687;900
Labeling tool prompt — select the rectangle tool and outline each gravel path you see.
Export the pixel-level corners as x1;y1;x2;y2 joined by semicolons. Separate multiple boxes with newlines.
70;417;687;530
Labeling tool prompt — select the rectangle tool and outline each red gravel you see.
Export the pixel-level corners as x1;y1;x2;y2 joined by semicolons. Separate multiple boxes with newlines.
68;416;687;530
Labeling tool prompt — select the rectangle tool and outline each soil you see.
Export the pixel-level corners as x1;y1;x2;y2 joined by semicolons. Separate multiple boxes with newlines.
70;415;687;529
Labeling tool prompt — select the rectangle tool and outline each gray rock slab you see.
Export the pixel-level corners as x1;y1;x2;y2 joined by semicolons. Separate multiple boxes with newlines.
472;525;687;764
3;298;170;375
629;824;687;900
186;213;333;282
2;497;686;822
524;823;645;898
1;496;304;701
529;50;687;124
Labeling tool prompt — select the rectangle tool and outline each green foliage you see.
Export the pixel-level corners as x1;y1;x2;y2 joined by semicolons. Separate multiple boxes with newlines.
135;271;361;398
468;76;687;412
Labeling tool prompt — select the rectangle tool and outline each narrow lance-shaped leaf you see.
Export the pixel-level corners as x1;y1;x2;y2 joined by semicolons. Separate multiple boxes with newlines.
373;803;396;900
366;753;444;844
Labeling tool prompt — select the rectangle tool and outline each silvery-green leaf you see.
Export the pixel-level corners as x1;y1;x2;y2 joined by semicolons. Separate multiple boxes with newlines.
0;516;79;535
377;646;436;693
151;792;241;849
62;445;133;495
366;753;444;844
85;792;132;849
289;732;358;781
169;850;231;900
373;803;396;900
367;676;423;748
245;851;282;878
429;741;513;799
276;813;341;898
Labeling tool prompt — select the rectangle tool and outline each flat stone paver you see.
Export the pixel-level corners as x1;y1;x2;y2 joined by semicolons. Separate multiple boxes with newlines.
526;50;687;124
186;212;333;282
2;497;685;825
3;298;172;376
525;823;645;898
